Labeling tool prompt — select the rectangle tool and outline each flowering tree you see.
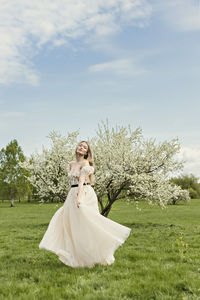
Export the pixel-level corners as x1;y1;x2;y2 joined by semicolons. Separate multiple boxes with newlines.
92;120;190;215
21;130;80;202
20;120;190;216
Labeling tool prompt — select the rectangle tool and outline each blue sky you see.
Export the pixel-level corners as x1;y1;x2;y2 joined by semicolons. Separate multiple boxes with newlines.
0;0;200;178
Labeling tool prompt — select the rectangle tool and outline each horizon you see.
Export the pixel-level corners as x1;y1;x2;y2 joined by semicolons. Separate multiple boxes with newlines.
0;0;200;178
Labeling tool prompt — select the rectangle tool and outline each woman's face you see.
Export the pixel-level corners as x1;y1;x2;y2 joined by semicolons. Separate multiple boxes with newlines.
76;142;88;156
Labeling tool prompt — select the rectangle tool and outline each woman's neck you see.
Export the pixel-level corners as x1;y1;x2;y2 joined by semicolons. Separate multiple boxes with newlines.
76;156;85;163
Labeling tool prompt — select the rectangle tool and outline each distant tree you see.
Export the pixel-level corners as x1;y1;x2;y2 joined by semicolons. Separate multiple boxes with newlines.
0;139;32;206
170;174;200;200
0;171;9;202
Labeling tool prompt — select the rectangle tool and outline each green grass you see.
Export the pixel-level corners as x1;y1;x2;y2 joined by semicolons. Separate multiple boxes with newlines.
0;199;200;300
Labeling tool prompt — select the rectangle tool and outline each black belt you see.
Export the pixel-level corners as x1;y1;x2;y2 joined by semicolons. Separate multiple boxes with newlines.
71;183;90;188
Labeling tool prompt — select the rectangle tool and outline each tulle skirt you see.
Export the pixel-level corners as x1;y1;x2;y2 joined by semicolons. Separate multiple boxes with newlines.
39;185;131;268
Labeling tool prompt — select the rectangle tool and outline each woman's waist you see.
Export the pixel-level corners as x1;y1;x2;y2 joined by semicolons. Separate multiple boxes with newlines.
71;183;91;188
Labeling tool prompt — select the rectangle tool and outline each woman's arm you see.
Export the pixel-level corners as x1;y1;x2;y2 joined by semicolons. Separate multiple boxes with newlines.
76;163;89;207
77;176;85;204
67;161;72;191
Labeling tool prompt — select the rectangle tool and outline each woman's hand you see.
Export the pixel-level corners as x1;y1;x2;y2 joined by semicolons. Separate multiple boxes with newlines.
76;192;80;208
76;190;87;208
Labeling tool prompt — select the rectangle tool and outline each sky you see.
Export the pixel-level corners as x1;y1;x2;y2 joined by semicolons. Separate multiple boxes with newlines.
0;0;200;179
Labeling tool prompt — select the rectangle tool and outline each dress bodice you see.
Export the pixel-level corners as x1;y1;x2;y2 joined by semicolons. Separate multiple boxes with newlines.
67;164;94;185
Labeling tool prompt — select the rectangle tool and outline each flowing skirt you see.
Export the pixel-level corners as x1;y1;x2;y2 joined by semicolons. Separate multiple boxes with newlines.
39;185;131;268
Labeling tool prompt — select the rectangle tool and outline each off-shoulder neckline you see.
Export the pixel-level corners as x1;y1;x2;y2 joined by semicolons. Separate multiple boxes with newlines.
68;163;93;173
68;165;94;177
70;161;90;167
69;165;93;172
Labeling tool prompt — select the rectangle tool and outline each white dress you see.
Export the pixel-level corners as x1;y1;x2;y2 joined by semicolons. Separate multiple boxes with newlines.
39;164;131;268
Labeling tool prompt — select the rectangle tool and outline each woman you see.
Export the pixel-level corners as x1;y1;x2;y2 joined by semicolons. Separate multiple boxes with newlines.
39;141;131;268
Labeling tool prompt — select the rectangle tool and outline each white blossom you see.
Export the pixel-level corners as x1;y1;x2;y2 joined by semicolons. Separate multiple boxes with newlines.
20;120;190;214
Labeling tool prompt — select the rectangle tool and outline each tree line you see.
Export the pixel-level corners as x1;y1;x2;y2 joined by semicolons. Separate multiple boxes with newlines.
0;121;200;213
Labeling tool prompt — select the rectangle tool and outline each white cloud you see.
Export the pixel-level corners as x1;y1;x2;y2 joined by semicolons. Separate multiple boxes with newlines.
176;146;200;179
154;0;200;31
0;0;152;85
51;39;69;48
89;58;147;76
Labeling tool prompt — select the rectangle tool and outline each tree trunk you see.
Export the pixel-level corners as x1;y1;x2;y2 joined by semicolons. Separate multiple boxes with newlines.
98;197;104;212
101;182;128;217
172;199;176;205
10;199;14;207
101;200;114;217
103;205;112;217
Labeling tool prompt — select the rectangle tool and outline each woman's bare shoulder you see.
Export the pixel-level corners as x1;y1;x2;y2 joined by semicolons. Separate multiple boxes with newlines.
69;160;90;167
69;160;76;164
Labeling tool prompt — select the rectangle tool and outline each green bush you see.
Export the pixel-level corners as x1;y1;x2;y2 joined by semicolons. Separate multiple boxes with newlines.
170;174;200;199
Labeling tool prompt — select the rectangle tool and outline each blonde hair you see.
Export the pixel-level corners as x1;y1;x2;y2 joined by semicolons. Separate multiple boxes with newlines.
75;141;95;185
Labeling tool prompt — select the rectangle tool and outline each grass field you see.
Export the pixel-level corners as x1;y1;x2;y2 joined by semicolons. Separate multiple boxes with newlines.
0;198;200;300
